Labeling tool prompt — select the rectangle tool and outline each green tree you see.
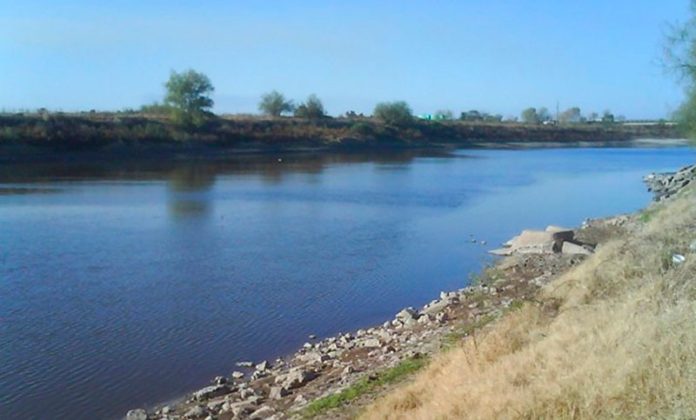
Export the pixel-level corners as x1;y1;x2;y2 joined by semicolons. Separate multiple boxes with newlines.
373;101;413;126
537;107;551;122
559;107;582;124
665;1;696;137
460;110;483;121
164;69;214;127
294;94;326;119
602;110;615;124
521;107;539;124
259;90;294;117
434;109;454;120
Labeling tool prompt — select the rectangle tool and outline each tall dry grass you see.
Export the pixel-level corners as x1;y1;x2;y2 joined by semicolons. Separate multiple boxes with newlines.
362;187;696;419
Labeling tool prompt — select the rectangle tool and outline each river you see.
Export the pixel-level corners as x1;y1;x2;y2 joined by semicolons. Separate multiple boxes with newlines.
1;146;693;419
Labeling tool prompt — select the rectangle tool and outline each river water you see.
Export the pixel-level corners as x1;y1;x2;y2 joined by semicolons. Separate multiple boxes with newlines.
0;146;693;419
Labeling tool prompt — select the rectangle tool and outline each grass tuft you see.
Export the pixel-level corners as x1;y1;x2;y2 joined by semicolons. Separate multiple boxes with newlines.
302;356;428;418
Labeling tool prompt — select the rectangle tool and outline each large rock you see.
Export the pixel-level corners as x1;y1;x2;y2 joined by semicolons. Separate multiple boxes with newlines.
493;228;576;256
396;307;419;321
422;298;451;316
360;337;381;348
561;241;593;255
192;384;231;401
249;405;275;419
506;230;556;253
224;400;256;416
269;385;289;400
126;409;148;420
184;405;206;419
276;367;317;389
299;351;328;364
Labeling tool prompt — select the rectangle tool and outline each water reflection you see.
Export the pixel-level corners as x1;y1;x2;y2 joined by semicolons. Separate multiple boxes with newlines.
0;150;431;185
167;165;216;218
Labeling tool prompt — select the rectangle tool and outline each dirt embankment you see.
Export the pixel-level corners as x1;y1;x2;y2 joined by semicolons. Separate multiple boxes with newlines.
0;113;682;162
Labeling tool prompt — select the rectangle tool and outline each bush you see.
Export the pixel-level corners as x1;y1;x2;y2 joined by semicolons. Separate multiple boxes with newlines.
294;94;325;119
349;122;374;137
259;90;294;117
373;101;413;126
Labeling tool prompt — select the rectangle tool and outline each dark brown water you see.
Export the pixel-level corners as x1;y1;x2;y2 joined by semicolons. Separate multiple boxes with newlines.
1;147;693;419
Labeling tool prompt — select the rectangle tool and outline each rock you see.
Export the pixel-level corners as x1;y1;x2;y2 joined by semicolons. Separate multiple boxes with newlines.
561;242;593;255
249;405;275;419
423;298;452;316
488;247;513;256
207;398;226;411
299;351;328;364
294;394;308;405
302;342;313;349
395;307;419;322
435;312;449;323
250;370;268;380
508;230;556;253
269;385;289;400
309;334;317;339
361;338;381;348
226;401;256;416
193;384;231;401
161;406;171;415
236;361;253;367
212;375;227;385
184;405;206;419
231;371;245;380
255;360;269;371
126;409;148;420
240;388;256;399
342;365;354;375
277;367;317;389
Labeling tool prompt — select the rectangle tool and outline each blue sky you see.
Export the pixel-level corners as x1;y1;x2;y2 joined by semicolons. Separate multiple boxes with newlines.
0;0;690;119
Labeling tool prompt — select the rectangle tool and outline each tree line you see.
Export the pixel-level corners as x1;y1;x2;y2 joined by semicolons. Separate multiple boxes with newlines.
150;69;627;128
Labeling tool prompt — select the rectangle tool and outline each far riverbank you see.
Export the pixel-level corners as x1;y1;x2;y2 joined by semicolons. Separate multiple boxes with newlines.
0;112;682;162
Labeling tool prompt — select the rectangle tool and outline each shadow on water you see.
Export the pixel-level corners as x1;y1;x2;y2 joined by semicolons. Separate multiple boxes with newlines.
0;150;435;185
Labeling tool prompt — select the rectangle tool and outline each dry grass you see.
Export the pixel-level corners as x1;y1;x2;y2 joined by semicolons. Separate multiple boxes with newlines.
362;187;696;419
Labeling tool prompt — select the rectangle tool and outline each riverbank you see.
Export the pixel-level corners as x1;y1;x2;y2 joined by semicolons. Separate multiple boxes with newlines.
359;169;696;419
0;113;681;162
123;166;692;419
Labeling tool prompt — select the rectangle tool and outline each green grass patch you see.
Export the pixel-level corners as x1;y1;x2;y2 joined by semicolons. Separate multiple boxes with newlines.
639;207;659;223
302;356;428;417
440;314;498;351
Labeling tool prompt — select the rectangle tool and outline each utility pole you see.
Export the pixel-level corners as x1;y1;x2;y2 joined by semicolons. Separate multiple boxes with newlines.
556;101;560;122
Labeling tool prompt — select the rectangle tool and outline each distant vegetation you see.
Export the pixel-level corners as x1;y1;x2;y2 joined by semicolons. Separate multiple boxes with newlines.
665;0;696;138
259;90;294;117
294;94;325;119
164;69;215;128
0;68;680;158
373;101;414;126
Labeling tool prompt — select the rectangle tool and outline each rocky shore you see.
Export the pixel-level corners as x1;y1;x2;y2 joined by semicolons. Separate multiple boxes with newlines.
124;161;696;420
125;216;629;420
644;163;696;201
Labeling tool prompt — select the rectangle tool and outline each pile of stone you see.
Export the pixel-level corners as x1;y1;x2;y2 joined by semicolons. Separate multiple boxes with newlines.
644;164;696;201
489;225;593;257
125;283;512;420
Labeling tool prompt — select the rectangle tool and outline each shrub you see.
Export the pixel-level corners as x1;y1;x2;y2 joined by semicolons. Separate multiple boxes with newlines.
373;101;413;126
